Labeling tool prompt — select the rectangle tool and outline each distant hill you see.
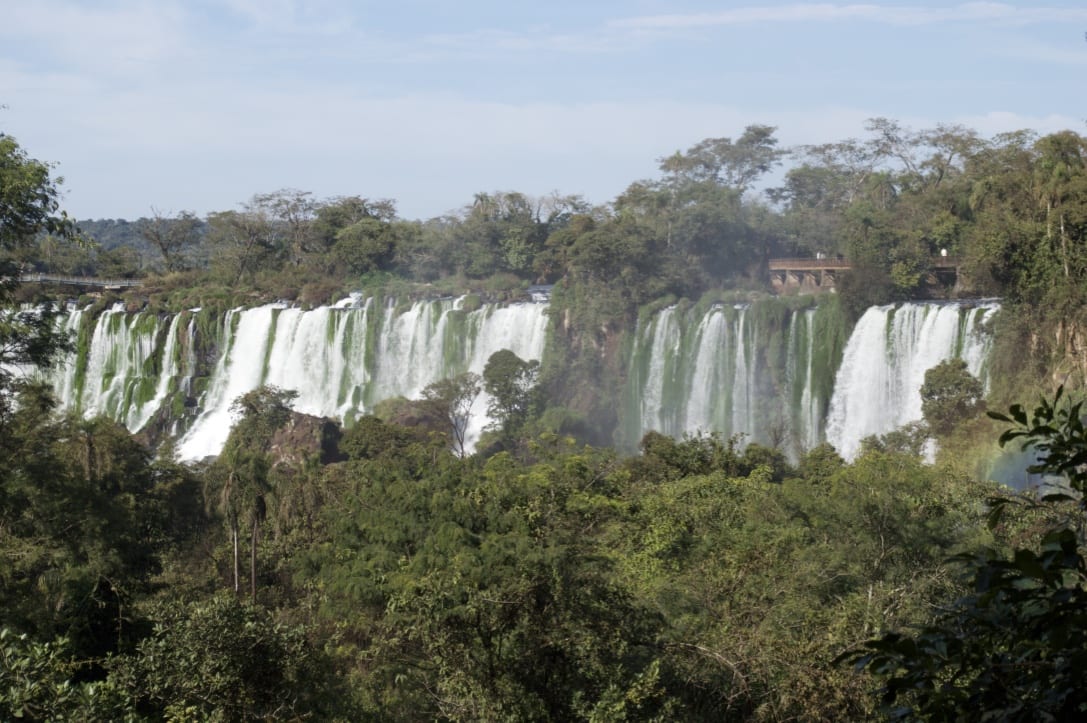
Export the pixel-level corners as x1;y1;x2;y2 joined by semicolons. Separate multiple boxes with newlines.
76;218;147;251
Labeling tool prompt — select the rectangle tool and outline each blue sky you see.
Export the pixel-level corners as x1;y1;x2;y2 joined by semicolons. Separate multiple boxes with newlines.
2;1;1085;221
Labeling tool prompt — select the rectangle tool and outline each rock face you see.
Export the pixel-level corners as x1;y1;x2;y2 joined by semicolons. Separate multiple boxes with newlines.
268;412;345;468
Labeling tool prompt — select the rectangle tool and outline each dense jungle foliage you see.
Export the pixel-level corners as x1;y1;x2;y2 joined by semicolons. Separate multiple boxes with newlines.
5;123;1087;720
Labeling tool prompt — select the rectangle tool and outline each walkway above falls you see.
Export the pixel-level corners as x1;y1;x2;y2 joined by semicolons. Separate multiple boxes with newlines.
17;273;143;290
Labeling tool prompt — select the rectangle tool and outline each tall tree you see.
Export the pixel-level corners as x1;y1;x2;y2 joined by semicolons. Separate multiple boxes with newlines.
660;124;785;192
206;386;297;601
422;372;482;457
0;133;75;385
1033;131;1087;283
205;207;281;284
0;133;75;251
137;208;203;272
482;349;540;441
253;189;317;267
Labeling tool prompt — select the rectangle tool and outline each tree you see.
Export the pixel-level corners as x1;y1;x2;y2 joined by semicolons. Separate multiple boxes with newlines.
0;138;155;664
205;207;281;284
846;389;1087;720
0;134;75;388
920;358;985;436
771;138;878;256
422;372;482;457
253;188;317;267
206;386;297;600
482;349;540;441
330;216;398;274
108;595;347;720
137;209;202;272
660;124;784;192
0;398;165;662
0;133;75;251
227;385;298;448
1033;131;1087;285
0;629;131;720
313;443;667;719
311;195;397;252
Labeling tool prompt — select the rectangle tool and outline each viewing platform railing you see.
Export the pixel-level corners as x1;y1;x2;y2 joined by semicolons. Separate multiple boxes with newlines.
18;273;143;289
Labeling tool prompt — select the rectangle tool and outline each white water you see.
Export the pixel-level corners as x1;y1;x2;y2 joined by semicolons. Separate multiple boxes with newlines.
50;306;180;431
684;308;729;434
624;302;832;456
47;296;999;464
46;296;549;461
824;301;999;460
175;297;548;460
788;309;821;451
626;299;998;460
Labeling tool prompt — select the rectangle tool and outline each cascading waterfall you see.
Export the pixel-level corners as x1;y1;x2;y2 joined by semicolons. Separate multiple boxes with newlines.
621;299;845;457
179;297;549;459
45;293;999;465
46;296;549;461
50;305;179;431
622;298;996;460
49;305;87;408
824;300;999;460
787;308;822;452
731;310;754;440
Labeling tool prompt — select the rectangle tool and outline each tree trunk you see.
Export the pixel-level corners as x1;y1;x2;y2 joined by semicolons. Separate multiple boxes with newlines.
251;517;259;604
1061;212;1069;279
231;521;240;594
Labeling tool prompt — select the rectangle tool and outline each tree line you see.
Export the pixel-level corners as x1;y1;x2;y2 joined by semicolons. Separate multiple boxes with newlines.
20;121;1087;315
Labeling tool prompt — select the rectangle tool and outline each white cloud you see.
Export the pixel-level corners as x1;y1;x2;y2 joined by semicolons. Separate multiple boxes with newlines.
1;1;190;76
4;1;1083;221
220;0;355;35
951;110;1083;137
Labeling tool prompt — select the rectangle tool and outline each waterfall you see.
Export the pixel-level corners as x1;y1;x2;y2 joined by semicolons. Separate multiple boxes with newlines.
44;294;999;465
175;297;549;460
684;308;730;434
49;305;179;430
824;300;999;460
621;299;842;457
622;298;996;460
787;308;821;451
44;296;549;461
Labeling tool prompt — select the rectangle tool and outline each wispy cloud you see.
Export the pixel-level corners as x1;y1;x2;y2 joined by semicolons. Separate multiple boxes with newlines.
419;28;628;56
1;1;189;73
612;3;1087;31
221;0;355;36
998;38;1087;66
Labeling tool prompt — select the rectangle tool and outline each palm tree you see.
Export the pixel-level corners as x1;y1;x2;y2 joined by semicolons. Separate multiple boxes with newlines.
207;446;270;602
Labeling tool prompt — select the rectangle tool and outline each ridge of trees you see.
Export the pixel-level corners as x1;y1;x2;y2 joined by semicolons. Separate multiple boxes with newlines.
24;121;1084;318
